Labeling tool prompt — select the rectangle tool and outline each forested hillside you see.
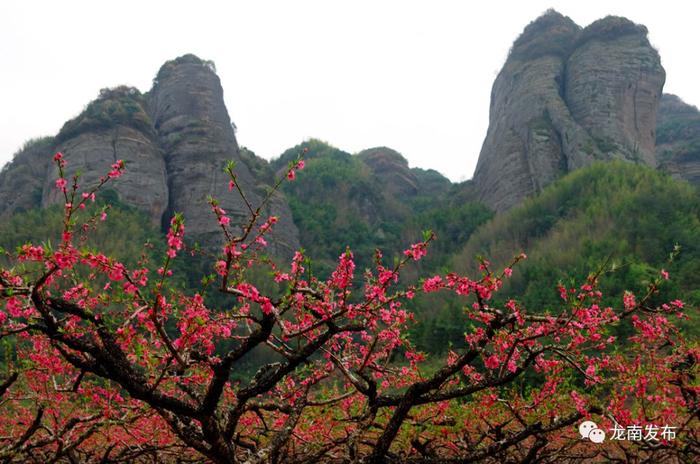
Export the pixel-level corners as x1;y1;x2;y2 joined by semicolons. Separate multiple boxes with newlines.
3;159;697;355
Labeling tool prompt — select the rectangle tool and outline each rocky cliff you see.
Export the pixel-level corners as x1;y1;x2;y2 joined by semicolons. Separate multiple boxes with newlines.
0;55;300;258
150;55;300;256
0;136;54;216
656;94;700;185
44;87;169;225
356;147;451;199
473;11;666;211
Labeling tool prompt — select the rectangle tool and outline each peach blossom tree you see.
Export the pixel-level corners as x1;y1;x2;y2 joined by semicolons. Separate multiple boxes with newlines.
0;152;697;463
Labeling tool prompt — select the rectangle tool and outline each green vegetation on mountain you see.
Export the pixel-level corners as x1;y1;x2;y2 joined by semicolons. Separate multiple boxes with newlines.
0;193;164;268
276;140;407;274
456;161;700;322
2;146;699;354
0;136;55;216
406;162;700;353
273;140;491;276
509;9;579;61
57;86;154;143
153;53;217;85
657;94;700;164
270;150;700;353
575;15;650;47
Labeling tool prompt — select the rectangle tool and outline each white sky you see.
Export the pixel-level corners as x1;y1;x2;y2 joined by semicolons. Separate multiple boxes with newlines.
1;1;698;182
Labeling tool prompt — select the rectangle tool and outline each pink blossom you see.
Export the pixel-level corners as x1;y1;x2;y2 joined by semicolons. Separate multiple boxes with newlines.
291;251;305;274
403;242;427;261
108;160;125;178
6;297;23;318
557;284;568;301
215;260;227;276
484;355;500;369
507;359;518;373
260;298;274;315
55;178;68;192
570;391;587;415
52;152;66;168
274;272;290;282
18;245;44;262
585;364;596;377
423;276;443;293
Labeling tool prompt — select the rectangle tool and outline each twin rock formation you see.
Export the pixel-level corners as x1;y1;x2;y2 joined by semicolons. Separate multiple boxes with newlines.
1;11;699;251
473;11;668;211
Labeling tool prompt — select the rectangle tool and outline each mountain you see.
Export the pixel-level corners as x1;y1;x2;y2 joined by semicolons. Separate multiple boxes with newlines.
411;162;700;351
472;11;666;211
656;94;700;184
268;140;484;274
454;161;700;330
0;55;300;258
1;13;699;274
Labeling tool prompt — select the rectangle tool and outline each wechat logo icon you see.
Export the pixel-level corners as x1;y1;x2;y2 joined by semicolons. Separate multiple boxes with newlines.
579;420;606;443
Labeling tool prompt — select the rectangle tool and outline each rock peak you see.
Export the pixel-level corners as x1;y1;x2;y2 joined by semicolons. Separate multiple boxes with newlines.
357;147;409;167
473;12;665;212
519;9;578;34
509;9;580;61
578;16;650;47
154;54;218;83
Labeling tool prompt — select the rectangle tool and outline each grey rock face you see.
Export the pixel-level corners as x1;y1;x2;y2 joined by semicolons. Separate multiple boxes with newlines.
473;12;665;211
0;137;54;218
150;55;299;256
566;33;664;166
656;94;700;185
43;126;168;226
151;56;253;240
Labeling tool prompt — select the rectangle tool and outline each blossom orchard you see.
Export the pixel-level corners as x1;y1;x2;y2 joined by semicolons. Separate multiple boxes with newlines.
0;152;697;463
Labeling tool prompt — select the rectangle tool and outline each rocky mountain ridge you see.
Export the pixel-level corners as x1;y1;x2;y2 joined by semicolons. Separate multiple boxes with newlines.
2;12;699;256
1;55;301;258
